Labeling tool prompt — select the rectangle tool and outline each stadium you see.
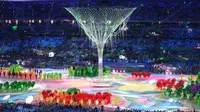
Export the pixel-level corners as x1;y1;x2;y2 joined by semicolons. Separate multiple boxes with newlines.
0;0;200;111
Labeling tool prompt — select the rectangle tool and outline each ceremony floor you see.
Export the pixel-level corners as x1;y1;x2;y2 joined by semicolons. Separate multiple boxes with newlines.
0;69;199;111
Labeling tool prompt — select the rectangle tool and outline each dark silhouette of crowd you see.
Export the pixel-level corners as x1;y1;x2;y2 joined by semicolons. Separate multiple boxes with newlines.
1;103;100;112
0;103;196;112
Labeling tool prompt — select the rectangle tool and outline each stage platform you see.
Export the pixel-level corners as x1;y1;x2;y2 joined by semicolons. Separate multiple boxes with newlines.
95;62;148;72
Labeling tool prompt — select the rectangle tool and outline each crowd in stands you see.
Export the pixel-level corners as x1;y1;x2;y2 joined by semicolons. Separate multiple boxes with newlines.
152;62;200;74
160;40;200;49
0;1;200;21
151;64;187;74
0;37;197;58
23;37;64;48
0;103;192;112
0;35;199;73
0;38;21;53
0;36;64;51
191;65;200;75
163;29;200;38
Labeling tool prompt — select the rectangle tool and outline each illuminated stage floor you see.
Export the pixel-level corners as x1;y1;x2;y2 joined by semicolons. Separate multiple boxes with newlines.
0;69;199;111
